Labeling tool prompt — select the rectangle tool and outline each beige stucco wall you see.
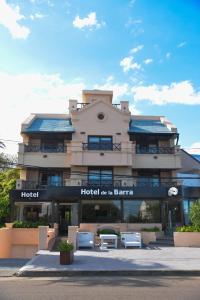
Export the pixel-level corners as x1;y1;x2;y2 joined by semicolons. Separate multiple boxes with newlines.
0;228;12;258
0;226;57;258
12;228;39;245
133;153;181;169
18;152;71;168
71;100;130;143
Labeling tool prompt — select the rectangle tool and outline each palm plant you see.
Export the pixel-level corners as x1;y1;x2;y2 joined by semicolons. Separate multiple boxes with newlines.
0;141;5;149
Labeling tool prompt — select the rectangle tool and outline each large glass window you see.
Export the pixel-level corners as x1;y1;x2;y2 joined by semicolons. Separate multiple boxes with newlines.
88;168;113;186
81;200;121;223
88;136;112;150
137;172;160;187
123;200;161;223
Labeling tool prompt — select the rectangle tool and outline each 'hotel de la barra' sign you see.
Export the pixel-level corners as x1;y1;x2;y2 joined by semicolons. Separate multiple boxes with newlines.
10;185;177;202
80;188;134;196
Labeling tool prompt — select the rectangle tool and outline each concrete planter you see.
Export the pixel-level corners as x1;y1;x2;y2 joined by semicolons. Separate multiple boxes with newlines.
174;232;200;247
141;232;156;244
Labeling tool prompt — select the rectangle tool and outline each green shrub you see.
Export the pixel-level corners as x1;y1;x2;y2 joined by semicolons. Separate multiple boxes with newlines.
141;226;160;232
97;228;120;236
0;223;5;228
190;201;200;228
12;220;48;228
57;241;74;252
176;225;200;232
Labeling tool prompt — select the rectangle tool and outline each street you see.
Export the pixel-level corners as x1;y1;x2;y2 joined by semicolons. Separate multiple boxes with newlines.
0;276;200;300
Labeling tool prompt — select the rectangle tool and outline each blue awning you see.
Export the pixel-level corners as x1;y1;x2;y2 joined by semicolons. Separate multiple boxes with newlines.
129;119;171;134
23;118;74;133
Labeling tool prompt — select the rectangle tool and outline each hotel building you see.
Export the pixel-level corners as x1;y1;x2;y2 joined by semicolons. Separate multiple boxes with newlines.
11;90;183;233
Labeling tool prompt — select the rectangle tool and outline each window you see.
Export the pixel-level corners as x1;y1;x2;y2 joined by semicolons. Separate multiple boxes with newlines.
137;171;160;187
88;136;112;150
123;200;161;223
81;200;121;223
88;168;113;186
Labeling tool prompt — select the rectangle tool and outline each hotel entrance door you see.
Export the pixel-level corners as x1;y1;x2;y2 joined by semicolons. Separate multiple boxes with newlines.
59;205;71;234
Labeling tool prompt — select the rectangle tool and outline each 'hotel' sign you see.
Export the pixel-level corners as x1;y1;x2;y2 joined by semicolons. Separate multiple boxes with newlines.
21;192;40;198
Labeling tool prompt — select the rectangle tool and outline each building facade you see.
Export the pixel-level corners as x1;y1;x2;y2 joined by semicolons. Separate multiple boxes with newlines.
11;90;183;232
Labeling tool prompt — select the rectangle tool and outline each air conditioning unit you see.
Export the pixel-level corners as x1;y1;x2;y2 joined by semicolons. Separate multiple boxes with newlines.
77;180;82;186
121;180;127;187
16;179;24;190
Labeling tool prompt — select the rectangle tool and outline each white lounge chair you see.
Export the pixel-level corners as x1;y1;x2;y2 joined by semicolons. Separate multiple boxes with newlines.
120;232;142;248
77;232;94;249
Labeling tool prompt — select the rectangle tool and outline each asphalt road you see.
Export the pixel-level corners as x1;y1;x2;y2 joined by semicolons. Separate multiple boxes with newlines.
0;276;200;300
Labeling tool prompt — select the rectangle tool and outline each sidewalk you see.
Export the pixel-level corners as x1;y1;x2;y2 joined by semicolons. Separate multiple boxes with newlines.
0;259;29;277
16;247;200;277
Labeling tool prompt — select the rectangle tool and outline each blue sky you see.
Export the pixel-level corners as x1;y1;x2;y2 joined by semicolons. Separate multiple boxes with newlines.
0;0;200;154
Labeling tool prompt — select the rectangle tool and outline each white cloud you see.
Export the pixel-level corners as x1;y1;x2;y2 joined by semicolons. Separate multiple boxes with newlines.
166;52;171;59
30;0;54;6
143;58;153;65
125;18;144;36
29;12;45;20
129;104;141;115
120;56;141;72
187;143;200;155
73;12;105;30
0;71;85;154
132;81;200;105
106;75;114;82
0;0;30;39
177;41;186;48
94;81;129;100
130;45;144;54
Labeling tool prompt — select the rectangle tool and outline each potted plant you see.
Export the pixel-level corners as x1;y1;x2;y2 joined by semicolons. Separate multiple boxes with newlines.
57;240;74;265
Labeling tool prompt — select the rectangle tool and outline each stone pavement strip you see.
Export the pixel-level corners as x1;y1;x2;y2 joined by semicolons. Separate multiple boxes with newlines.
16;247;200;277
0;259;29;277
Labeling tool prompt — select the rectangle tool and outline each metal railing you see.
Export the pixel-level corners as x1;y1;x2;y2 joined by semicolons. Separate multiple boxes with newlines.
16;178;181;189
136;146;175;154
82;142;121;151
77;103;90;110
24;144;67;153
82;180;122;187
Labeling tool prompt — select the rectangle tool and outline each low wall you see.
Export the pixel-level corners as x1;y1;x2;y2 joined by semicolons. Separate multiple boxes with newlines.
174;232;200;247
0;225;58;258
79;223;162;233
0;228;12;258
79;223;162;245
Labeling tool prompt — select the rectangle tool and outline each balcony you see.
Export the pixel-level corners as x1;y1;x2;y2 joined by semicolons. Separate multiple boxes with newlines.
133;146;181;169
18;143;70;168
71;141;133;166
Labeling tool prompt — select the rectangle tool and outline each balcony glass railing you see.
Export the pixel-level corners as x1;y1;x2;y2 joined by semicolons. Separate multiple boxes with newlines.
136;146;175;154
82;143;121;151
24;144;67;153
17;179;181;189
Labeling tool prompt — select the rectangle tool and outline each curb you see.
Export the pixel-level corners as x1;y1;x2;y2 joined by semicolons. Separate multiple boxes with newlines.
15;269;200;277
